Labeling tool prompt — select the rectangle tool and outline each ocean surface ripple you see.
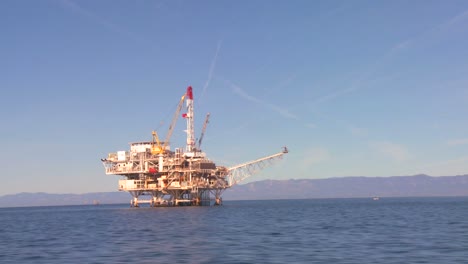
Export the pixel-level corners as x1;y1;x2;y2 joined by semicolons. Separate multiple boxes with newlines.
0;197;467;263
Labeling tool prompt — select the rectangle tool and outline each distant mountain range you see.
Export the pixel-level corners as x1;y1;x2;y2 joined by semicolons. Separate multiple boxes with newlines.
1;175;467;207
223;174;468;200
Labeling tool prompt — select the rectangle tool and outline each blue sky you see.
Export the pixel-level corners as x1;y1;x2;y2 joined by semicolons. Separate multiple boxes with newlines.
1;0;468;195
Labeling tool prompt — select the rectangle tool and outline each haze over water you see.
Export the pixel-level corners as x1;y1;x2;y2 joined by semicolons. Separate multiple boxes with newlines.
1;198;467;263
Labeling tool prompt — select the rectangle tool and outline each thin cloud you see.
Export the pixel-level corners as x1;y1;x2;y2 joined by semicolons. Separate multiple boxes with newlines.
447;138;468;146
370;141;412;162
229;81;299;120
200;40;222;104
349;126;368;137
305;123;316;129
415;156;468;176
305;108;369;138
302;147;331;167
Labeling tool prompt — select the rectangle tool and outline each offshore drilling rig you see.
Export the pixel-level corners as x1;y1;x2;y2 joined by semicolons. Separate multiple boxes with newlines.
101;86;288;207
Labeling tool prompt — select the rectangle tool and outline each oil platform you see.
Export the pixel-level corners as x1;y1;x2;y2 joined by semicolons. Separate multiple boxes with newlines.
101;86;288;207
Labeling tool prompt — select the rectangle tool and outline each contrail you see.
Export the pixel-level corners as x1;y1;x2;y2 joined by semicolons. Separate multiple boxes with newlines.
298;8;468;109
199;40;222;104
394;8;468;52
59;0;142;42
228;81;298;120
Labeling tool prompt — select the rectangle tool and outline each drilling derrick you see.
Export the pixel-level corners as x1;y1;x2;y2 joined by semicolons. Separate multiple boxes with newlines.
101;86;288;207
184;86;195;153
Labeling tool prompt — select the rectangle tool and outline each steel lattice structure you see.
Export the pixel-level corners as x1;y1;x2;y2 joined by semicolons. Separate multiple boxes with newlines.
226;147;288;186
101;86;288;207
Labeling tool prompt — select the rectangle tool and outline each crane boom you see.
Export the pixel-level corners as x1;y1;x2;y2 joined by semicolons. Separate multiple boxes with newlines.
197;113;210;150
226;147;288;186
163;94;186;151
151;130;163;154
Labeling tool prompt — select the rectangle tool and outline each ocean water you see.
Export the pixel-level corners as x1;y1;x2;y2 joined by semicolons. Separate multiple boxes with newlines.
0;197;467;263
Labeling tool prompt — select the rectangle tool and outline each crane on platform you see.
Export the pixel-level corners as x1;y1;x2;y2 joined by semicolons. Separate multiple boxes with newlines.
226;147;289;186
197;113;210;150
160;93;186;153
151;131;162;155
